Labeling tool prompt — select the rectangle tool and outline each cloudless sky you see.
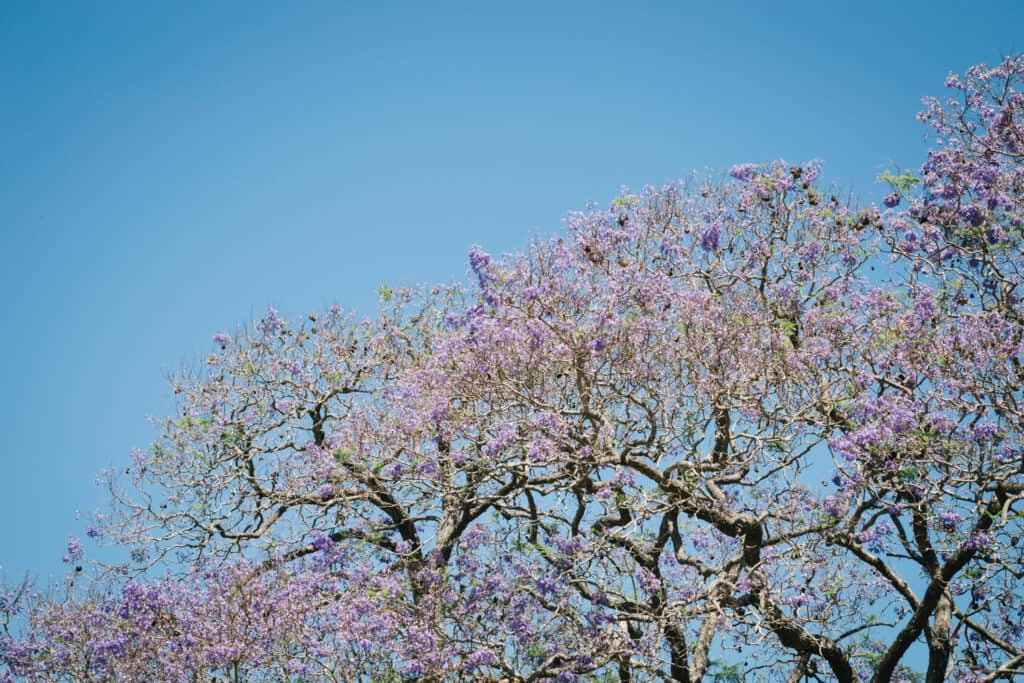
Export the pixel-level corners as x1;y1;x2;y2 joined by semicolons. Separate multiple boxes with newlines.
1;1;1023;584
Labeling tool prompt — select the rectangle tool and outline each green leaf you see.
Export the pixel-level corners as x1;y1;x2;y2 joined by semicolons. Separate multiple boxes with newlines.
878;169;921;192
775;319;797;337
899;467;919;481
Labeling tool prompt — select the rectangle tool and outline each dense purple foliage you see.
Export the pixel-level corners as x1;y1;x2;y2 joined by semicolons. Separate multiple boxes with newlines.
3;57;1024;682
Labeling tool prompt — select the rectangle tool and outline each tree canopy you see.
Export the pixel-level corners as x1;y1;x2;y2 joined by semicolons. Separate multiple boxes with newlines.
3;57;1024;683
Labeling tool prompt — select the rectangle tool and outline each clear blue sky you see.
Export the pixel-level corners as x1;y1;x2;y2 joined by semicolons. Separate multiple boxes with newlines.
1;2;1022;582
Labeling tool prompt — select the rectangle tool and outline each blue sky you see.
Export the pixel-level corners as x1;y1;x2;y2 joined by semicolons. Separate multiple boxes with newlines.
1;1;1022;584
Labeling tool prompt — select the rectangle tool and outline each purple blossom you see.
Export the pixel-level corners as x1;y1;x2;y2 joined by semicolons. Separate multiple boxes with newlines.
937;511;962;530
311;531;334;553
966;532;994;550
729;163;757;182
995;447;1018;463
416;459;440;476
256;307;283;334
822;495;845;518
468;246;492;290
959;204;984;227
973;422;999;444
699;222;721;251
461;525;488;549
535;576;558;596
789;592;811;608
464;648;496;671
62;536;84;564
636;567;661;594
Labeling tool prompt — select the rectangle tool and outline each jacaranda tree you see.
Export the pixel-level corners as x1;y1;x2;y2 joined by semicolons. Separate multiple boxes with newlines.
3;57;1024;683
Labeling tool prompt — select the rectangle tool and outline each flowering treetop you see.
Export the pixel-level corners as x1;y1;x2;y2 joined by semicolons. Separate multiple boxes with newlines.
2;56;1024;683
